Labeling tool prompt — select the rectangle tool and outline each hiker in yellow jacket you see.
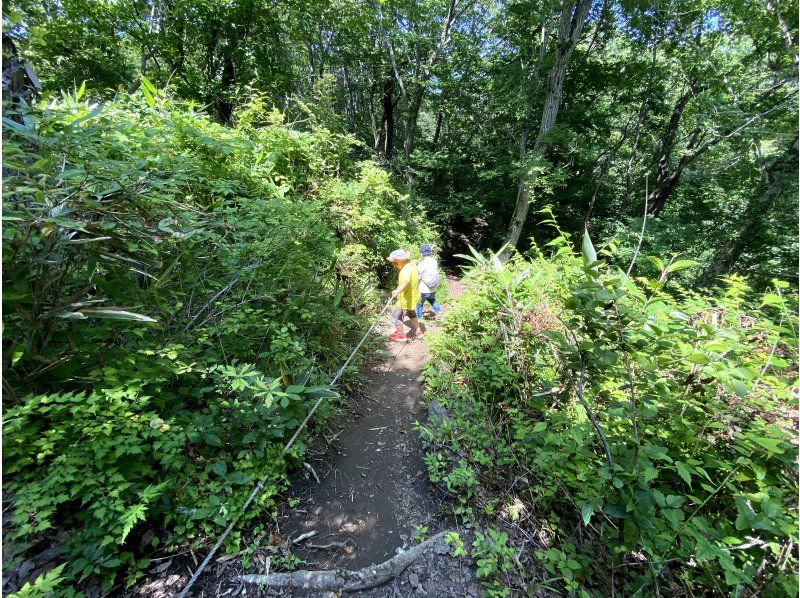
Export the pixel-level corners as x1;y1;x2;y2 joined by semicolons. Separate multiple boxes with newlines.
387;249;423;342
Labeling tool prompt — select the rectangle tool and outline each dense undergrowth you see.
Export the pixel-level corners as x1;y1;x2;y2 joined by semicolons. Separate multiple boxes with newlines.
421;223;798;596
2;85;433;593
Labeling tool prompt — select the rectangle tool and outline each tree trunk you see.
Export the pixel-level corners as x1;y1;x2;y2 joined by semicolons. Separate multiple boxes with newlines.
645;86;698;215
382;77;396;159
216;53;236;123
2;34;40;111
503;0;591;253
761;0;798;66
367;80;382;152
581;127;629;231
698;136;797;286
403;87;425;159
433;106;444;147
400;0;466;168
341;67;355;131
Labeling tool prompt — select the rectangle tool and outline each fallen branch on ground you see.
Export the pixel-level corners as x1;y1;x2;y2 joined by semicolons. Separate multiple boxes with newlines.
305;539;355;550
239;531;447;591
292;530;317;544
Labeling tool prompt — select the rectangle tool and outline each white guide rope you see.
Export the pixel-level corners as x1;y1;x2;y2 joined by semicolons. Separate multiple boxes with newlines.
177;298;394;597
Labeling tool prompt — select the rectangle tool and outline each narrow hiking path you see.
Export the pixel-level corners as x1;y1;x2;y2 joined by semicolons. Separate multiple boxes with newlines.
280;329;436;570
134;275;476;597
258;274;477;596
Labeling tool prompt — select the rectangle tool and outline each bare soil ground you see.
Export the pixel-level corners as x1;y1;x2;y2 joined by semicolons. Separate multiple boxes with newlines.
281;334;437;570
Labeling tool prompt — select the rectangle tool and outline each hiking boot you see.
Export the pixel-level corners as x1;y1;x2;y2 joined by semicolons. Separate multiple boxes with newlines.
413;329;425;339
389;332;407;342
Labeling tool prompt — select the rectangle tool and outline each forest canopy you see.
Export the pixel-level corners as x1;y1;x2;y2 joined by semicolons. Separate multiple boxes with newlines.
4;0;797;284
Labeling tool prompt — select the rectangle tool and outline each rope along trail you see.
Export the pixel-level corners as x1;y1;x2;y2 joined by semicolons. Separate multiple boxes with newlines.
178;299;394;597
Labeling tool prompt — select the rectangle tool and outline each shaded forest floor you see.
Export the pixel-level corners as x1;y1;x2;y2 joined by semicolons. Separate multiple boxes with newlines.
132;276;478;597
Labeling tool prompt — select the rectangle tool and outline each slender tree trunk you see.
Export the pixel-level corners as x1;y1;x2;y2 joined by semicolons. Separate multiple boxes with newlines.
367;80;382;152
621;42;657;212
216;52;236;122
341;66;355;131
433;106;444;147
382;77;396;159
516;21;549;163
761;0;798;66
403;88;425;158
503;0;591;253
582;127;629;231
2;34;40;110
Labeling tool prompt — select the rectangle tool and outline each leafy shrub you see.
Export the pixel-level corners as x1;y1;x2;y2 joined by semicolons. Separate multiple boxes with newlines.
422;230;798;595
6;563;70;598
473;529;517;597
2;87;430;591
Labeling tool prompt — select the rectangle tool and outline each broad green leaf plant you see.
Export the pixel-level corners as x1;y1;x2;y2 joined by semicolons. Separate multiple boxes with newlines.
421;225;797;595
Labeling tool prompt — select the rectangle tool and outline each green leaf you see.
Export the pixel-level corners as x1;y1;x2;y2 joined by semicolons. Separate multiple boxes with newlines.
642;467;659;484
140;74;157;94
687;353;710;365
695;537;725;562
675;461;693;487
604;501;629;519
581;230;597;265
665;495;686;508
72;104;104;126
118;503;147;543
202;431;222;446
227;472;250;485
731;380;748;397
140;83;156;107
760;293;783;307
666;259;698;273
751;436;785;455
647;256;665;271
580;503;594;525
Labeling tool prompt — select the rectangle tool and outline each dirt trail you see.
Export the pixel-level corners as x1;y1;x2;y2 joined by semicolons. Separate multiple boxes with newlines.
281;334;435;569
134;276;472;597
262;274;476;597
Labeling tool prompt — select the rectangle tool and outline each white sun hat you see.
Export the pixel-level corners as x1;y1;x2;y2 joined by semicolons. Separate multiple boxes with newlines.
387;248;411;262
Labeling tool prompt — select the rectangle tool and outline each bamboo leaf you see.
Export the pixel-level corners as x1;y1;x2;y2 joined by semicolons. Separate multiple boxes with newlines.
77;308;157;322
140;84;156;108
140;75;157;94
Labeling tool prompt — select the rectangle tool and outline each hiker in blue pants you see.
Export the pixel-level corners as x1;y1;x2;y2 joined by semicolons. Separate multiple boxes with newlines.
416;244;442;320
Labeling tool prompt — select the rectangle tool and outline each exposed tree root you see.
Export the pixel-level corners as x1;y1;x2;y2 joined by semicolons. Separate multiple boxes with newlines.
239;531;447;592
